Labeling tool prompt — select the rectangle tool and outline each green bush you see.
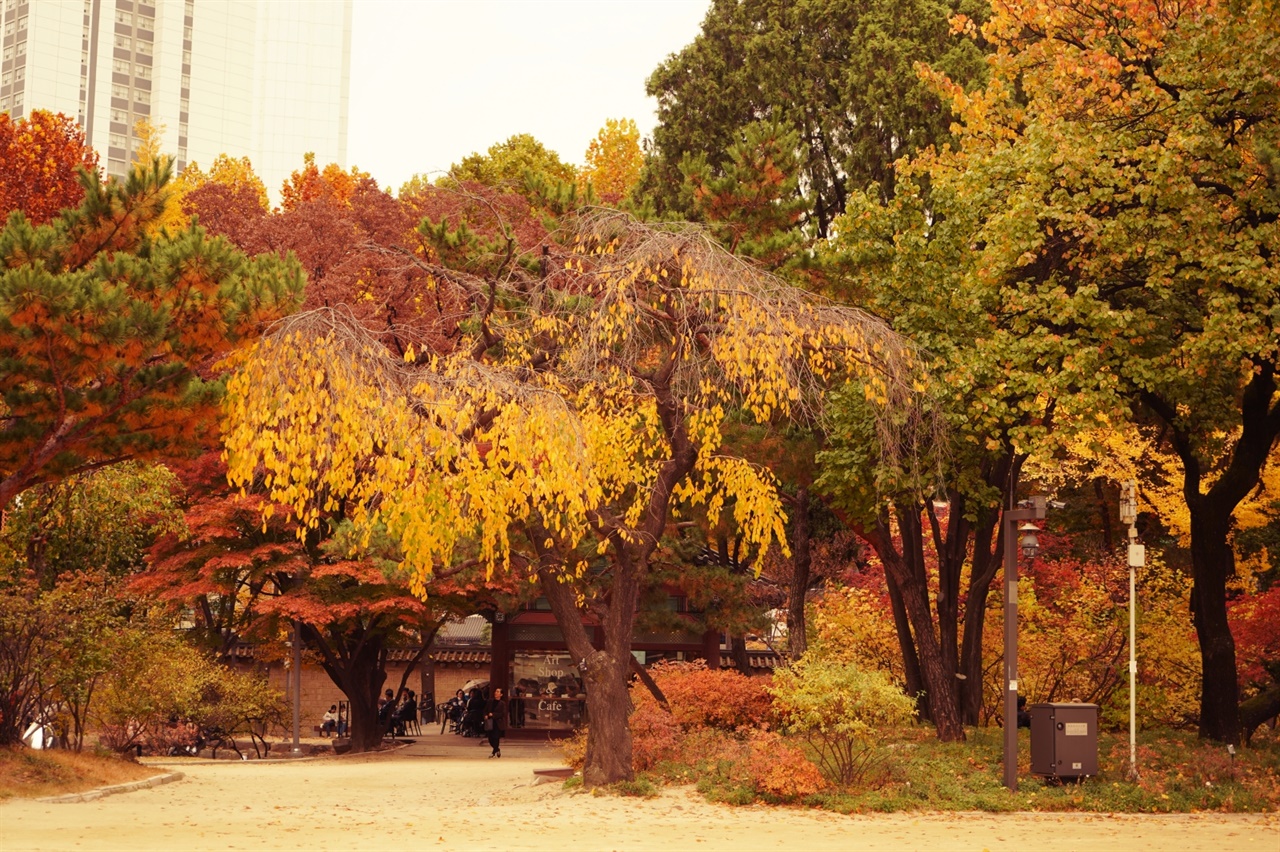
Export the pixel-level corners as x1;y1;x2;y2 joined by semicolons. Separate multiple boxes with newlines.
769;656;916;787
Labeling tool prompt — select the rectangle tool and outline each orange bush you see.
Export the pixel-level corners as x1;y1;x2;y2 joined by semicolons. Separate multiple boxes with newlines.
746;730;827;798
629;696;684;771
642;660;773;731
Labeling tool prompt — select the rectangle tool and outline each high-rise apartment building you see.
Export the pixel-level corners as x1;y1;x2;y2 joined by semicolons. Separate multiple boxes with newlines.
1;0;351;198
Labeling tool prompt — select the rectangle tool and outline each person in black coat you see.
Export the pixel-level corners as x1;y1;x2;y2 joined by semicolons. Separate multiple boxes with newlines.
394;690;418;736
484;687;508;758
463;687;485;737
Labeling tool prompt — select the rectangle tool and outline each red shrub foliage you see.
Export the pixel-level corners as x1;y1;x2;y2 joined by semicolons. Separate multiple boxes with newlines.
641;660;773;731
745;730;827;798
629;696;683;771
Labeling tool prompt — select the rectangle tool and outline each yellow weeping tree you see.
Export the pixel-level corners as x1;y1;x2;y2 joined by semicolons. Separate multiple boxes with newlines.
222;210;926;786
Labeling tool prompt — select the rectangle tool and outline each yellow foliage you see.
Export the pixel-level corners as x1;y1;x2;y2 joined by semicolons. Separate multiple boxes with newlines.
222;214;921;595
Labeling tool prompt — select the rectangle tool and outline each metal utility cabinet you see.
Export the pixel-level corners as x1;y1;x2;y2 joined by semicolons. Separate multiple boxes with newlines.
1029;703;1099;779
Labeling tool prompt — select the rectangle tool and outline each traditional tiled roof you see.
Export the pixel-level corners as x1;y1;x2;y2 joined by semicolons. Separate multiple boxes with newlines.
431;649;492;665
721;652;784;670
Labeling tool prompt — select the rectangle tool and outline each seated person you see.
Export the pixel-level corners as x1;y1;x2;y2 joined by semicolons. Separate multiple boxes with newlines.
321;705;339;737
377;688;396;727
394;690;418;735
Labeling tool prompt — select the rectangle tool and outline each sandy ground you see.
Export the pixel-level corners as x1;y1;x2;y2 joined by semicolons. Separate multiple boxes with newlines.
1;732;1275;852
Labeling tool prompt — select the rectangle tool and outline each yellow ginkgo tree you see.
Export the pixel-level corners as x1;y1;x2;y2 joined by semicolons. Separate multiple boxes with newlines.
222;210;922;785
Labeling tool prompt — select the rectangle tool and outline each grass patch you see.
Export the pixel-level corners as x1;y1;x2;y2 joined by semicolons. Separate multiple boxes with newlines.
629;725;1279;814
0;747;158;800
832;725;1280;814
829;721;1280;808
605;777;660;798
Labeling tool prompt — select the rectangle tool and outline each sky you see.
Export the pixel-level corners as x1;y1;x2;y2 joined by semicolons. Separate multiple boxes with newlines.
346;0;711;194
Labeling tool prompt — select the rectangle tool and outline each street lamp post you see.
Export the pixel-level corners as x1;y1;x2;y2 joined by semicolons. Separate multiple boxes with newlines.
1120;481;1143;779
1003;496;1046;791
290;619;304;757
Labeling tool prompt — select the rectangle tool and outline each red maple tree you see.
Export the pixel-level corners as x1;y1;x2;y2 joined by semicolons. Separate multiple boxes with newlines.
0;110;99;224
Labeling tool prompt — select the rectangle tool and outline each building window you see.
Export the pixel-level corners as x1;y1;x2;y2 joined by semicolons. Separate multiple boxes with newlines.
137;16;153;32
135;65;150;79
114;10;131;25
110;132;126;149
16;16;26;32
111;108;127;123
136;40;151;56
113;58;130;74
133;89;149;105
111;83;128;98
114;34;131;50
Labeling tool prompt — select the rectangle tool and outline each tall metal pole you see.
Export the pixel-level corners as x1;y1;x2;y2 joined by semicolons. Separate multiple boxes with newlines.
1121;480;1142;780
1002;511;1021;792
1129;544;1138;777
1002;499;1046;792
291;619;303;756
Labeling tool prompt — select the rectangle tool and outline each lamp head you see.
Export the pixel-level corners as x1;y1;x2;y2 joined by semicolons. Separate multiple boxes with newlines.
1018;522;1040;559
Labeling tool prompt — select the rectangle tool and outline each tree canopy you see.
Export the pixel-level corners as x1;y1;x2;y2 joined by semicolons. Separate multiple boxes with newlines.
642;0;989;236
0;110;99;225
220;206;921;784
830;0;1280;744
0;162;303;509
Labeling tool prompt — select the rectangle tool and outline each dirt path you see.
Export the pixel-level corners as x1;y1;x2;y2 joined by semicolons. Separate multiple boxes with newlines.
2;735;1275;851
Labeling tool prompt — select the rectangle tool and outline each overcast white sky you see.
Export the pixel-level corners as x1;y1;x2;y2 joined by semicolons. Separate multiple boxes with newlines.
346;0;710;194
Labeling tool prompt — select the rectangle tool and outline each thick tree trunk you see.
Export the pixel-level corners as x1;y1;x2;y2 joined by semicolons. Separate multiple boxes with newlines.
959;507;1002;725
303;624;388;753
580;650;635;787
884;569;924;709
1188;503;1242;744
786;488;812;660
865;515;964;741
539;558;642;787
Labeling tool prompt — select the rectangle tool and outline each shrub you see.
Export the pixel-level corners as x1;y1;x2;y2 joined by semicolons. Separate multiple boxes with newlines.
92;626;285;755
745;730;827;798
769;656;916;787
629;696;683;771
643;660;773;731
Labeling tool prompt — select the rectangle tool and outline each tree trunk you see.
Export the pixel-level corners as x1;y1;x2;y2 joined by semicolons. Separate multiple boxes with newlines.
579;650;635;787
959;506;1002;725
1241;682;1280;745
1188;502;1242;744
864;515;964;740
303;624;388;753
1144;365;1278;745
785;487;812;660
539;557;642;787
884;569;925;714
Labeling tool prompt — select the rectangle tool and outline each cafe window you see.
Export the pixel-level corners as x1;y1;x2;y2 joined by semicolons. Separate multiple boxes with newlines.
510;651;585;730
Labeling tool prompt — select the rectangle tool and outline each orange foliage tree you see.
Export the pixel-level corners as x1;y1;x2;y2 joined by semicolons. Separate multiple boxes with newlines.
0;110;99;224
579;118;643;204
279;152;370;211
140;451;520;752
0;162;303;510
